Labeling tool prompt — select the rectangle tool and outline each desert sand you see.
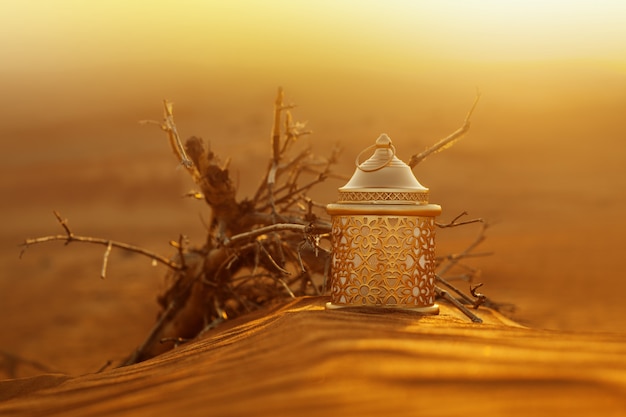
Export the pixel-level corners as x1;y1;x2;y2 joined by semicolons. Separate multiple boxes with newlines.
1;298;626;416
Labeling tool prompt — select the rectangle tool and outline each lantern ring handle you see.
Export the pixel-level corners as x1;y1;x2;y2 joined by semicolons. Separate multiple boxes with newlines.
355;143;396;172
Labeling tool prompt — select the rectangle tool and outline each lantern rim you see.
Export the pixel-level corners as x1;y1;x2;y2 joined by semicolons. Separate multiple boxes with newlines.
326;202;442;216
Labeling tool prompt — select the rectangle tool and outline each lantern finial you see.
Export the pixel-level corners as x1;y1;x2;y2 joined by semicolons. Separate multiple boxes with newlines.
375;133;391;147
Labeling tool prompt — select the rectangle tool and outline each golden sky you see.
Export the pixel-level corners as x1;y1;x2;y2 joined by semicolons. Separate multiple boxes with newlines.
3;0;626;72
2;0;626;135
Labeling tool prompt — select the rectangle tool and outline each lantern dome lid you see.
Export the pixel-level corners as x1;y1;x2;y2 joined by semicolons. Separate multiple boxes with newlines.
338;134;429;204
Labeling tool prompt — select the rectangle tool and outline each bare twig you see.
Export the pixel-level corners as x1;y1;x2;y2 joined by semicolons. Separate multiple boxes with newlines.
54;210;73;238
437;222;489;277
433;212;498;321
281;111;312;154
101;241;113;279
409;91;481;168
263;87;286;216
223;222;330;247
435;286;483;323
258;241;290;275
141;100;193;169
436;211;484;228
272;87;284;164
470;283;487;309
20;211;182;271
277;277;296;298
95;360;112;374
436;274;476;306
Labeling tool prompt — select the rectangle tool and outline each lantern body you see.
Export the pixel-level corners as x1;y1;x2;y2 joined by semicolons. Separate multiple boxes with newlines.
326;134;441;313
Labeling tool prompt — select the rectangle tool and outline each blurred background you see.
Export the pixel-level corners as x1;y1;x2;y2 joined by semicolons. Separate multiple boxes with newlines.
1;0;625;376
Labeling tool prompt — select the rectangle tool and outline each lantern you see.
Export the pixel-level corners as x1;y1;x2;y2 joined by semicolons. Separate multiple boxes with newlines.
326;134;441;313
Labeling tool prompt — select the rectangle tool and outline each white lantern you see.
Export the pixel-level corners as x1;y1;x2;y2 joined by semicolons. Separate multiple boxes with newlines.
326;134;441;313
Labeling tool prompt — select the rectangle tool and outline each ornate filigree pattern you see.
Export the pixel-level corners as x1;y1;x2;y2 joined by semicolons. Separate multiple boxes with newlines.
330;215;436;308
338;191;429;203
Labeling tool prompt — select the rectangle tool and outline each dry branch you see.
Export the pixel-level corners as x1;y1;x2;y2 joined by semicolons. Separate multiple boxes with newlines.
140;100;194;170
408;91;481;168
101;241;113;279
437;221;490;277
224;223;330;247
435;287;483;323
20;211;182;273
436;211;484;228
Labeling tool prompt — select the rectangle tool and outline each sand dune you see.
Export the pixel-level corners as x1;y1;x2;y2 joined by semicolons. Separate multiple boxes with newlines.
2;298;625;416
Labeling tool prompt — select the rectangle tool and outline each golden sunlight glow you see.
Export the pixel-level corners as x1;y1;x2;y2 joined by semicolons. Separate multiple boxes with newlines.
2;0;625;75
415;0;626;61
1;0;624;134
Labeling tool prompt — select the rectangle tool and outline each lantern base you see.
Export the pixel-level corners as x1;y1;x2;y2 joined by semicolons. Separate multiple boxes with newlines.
325;302;439;315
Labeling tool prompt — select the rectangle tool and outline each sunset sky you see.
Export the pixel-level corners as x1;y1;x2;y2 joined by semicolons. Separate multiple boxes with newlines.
3;1;626;70
1;0;625;139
